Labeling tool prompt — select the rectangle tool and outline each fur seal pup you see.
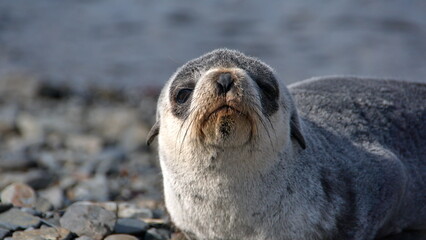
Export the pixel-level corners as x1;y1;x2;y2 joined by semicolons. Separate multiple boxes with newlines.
147;49;426;240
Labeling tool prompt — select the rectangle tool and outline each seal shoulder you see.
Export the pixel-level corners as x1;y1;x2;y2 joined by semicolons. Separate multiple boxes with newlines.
288;77;426;153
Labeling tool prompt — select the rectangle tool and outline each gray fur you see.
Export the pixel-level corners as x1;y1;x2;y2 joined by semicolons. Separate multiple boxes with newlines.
151;49;426;240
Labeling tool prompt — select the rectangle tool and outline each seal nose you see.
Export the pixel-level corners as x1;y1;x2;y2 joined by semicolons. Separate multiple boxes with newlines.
217;73;233;95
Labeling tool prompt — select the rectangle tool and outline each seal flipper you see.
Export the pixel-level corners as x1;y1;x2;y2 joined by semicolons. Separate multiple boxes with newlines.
147;121;160;146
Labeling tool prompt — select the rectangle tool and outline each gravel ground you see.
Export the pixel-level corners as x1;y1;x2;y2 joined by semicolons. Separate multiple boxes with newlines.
0;76;187;240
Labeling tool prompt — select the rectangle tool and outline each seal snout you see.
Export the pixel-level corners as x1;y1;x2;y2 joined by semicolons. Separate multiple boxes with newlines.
216;72;234;95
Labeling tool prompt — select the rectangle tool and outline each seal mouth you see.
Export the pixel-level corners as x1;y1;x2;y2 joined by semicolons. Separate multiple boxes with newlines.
205;105;244;120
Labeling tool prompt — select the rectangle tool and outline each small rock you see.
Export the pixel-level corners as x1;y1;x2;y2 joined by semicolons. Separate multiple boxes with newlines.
66;134;102;154
70;201;117;214
37;153;61;171
20;207;42;217
0;227;9;239
12;227;72;240
93;201;118;213
0;170;55;191
0;151;33;171
72;175;110;201
114;218;148;234
75;236;95;240
104;234;139;240
0;208;41;230
0;203;13;213
96;148;126;175
34;197;53;212
39;187;64;209
22;169;55;190
118;203;153;219
60;202;117;240
0;105;17;134
16;113;43;142
144;228;171;240
1;182;36;207
119;124;149;151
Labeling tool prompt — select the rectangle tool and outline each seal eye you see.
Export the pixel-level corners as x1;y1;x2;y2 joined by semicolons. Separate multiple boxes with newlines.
176;88;193;104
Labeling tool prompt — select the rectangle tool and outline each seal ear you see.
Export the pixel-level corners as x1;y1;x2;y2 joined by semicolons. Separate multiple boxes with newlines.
290;116;306;150
147;121;160;146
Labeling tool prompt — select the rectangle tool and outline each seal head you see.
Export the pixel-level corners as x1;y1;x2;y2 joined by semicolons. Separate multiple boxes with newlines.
147;49;306;151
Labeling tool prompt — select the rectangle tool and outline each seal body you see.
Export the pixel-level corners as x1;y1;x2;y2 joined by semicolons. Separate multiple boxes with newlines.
148;49;426;240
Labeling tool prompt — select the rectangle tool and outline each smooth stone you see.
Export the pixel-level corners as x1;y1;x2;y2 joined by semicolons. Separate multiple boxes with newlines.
72;175;109;202
95;148;126;175
24;170;55;190
66;134;102;154
0;203;13;213
75;236;95;240
113;218;148;234
34;197;54;212
104;234;139;240
38;187;64;209
0;227;9;239
144;228;171;240
0;151;33;171
20;207;42;217
59;202;117;240
0;208;41;230
0;170;53;190
16;113;43;142
118;203;153;219
0;183;36;207
73;201;118;214
0;105;17;134
12;227;72;240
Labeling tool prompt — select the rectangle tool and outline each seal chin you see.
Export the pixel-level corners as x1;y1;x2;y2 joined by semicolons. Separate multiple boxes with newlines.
200;105;253;148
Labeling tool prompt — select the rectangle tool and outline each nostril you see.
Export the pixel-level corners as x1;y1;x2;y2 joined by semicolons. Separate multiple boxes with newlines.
217;73;233;94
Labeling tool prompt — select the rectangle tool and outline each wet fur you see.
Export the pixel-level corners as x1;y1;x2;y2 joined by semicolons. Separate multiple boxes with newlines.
149;49;426;240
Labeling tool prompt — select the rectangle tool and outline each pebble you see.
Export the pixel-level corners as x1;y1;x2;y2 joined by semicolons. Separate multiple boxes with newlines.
118;203;153;219
114;218;148;235
66;134;102;154
59;202;117;240
0;106;17;134
38;187;64;209
104;234;139;240
0;151;33;171
1;183;36;207
72;175;110;201
145;228;171;240
12;227;71;240
0;203;13;213
0;208;41;231
75;236;95;240
34;197;53;212
0;227;9;239
96;148;126;175
16;113;43;142
24;169;55;190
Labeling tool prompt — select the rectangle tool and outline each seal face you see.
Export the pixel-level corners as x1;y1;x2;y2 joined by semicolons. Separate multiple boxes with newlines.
150;49;300;151
148;49;426;240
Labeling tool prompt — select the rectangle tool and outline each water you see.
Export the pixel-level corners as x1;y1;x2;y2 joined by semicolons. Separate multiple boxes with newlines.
0;0;425;90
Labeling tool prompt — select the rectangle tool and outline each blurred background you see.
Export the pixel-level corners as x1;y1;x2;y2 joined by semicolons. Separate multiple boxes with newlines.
1;0;426;90
0;1;425;239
